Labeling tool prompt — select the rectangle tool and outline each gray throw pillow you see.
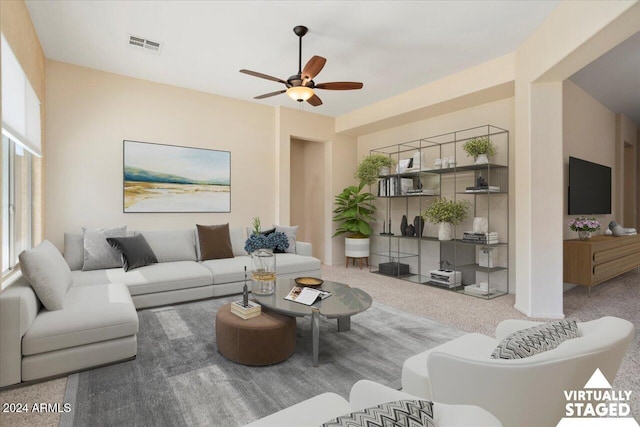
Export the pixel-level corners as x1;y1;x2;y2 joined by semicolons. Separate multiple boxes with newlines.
63;233;84;271
322;399;434;427
107;234;158;271
19;240;73;311
82;226;127;271
138;229;197;262
275;225;298;254
491;320;579;359
229;227;247;256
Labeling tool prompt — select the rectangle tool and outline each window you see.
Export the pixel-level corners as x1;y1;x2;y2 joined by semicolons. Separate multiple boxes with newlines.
2;135;32;273
1;33;41;276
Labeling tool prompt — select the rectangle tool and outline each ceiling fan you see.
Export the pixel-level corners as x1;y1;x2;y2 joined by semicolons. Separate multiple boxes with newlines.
240;25;363;107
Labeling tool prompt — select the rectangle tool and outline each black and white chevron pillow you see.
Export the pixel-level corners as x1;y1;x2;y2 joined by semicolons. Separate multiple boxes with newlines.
322;399;434;427
491;319;579;359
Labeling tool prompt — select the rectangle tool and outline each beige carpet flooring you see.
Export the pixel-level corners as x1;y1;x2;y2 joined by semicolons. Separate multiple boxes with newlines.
1;265;638;426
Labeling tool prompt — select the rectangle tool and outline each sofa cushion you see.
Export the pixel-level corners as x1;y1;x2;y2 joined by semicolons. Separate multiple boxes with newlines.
19;240;73;311
137;229;197;262
196;224;234;261
201;256;252;285
107;235;158;272
64;233;84;271
322;400;435;427
82;226;127;271
275;225;298;254
71;261;213;296
490;319;578;359
274;253;321;275
22;283;138;356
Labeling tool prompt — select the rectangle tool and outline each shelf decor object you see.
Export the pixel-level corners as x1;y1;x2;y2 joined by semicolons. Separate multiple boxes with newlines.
568;216;600;241
367;125;509;299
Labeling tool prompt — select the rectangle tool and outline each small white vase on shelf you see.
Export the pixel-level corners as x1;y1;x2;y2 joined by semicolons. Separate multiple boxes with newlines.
438;222;453;241
474;154;489;165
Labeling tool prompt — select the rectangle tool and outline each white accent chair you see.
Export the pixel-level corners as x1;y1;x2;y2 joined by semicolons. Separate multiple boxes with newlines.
244;380;502;426
402;317;634;427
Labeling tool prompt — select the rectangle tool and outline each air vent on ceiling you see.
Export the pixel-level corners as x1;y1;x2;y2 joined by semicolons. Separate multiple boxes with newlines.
128;35;162;54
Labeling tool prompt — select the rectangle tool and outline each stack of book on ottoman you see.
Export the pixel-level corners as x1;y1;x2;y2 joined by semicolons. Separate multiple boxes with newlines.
231;300;261;320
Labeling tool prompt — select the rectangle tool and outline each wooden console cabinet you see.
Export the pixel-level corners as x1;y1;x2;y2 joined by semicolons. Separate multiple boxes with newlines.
564;235;640;293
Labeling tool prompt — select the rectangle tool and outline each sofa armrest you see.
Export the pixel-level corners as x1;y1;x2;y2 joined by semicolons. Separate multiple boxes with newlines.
296;241;312;257
0;277;41;386
350;380;419;411
495;319;545;341
244;392;350;427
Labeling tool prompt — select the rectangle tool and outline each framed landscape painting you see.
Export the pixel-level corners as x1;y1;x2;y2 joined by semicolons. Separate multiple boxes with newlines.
123;140;231;213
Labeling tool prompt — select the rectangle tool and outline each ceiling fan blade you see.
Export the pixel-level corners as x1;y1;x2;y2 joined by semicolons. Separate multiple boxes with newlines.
307;94;322;107
315;82;363;90
302;56;327;82
240;69;287;85
254;90;286;100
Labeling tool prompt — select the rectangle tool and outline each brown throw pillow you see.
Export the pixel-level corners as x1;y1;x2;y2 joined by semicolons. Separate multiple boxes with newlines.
196;224;234;261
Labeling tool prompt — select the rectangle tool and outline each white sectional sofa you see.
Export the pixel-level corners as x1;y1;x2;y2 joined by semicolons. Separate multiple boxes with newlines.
0;228;321;387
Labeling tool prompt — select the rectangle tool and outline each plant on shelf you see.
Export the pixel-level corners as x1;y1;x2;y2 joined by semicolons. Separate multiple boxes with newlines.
422;198;470;240
356;154;397;186
462;136;496;164
568;216;600;241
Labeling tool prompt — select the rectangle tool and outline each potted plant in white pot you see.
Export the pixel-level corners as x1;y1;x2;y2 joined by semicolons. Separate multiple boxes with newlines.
422;198;470;240
332;182;376;259
462;136;496;165
356;154;396;185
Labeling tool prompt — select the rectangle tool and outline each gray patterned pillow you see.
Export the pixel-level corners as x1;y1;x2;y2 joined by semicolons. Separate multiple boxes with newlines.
322;399;434;427
274;225;298;254
491;320;578;359
82;226;127;271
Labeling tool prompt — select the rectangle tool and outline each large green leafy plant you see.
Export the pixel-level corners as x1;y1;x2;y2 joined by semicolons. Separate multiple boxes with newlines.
356;154;396;186
422;198;470;225
332;182;376;237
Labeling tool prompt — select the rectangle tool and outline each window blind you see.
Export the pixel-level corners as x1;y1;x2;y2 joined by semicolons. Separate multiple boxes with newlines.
1;34;42;157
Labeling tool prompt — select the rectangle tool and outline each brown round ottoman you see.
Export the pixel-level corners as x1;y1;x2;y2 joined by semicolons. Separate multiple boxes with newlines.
215;303;296;366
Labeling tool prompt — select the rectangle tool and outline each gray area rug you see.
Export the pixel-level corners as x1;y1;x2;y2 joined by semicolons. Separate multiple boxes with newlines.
60;296;463;427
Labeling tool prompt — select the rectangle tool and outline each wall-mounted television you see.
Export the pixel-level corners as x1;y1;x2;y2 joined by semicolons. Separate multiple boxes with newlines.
568;156;611;215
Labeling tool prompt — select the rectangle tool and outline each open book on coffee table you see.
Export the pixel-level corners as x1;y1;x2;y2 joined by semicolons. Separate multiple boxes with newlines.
284;286;331;306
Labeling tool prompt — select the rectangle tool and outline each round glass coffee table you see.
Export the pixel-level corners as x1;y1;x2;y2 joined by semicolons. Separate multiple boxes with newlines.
252;278;372;366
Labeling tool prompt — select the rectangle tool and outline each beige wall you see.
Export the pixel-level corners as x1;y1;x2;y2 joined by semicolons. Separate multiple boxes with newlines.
1;0;46;286
45;60;276;250
276;106;357;265
290;138;325;261
562;80;617;240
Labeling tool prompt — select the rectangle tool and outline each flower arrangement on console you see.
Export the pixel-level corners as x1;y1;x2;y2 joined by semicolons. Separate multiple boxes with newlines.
244;217;289;253
568;216;600;241
568;217;601;232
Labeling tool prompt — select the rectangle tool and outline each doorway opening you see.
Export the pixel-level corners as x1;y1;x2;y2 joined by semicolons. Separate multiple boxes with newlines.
290;138;325;262
623;141;636;228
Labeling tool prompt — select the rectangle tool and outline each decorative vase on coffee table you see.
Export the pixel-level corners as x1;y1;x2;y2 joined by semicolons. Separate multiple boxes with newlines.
251;248;276;295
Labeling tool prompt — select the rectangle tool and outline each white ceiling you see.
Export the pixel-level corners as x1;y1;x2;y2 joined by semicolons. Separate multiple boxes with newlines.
26;0;560;117
570;31;640;127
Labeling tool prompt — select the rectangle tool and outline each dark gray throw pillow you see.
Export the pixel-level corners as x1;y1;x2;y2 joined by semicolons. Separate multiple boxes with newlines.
106;234;158;272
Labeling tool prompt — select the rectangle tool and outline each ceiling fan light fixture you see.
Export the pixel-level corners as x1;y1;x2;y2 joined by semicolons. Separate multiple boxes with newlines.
286;86;314;102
